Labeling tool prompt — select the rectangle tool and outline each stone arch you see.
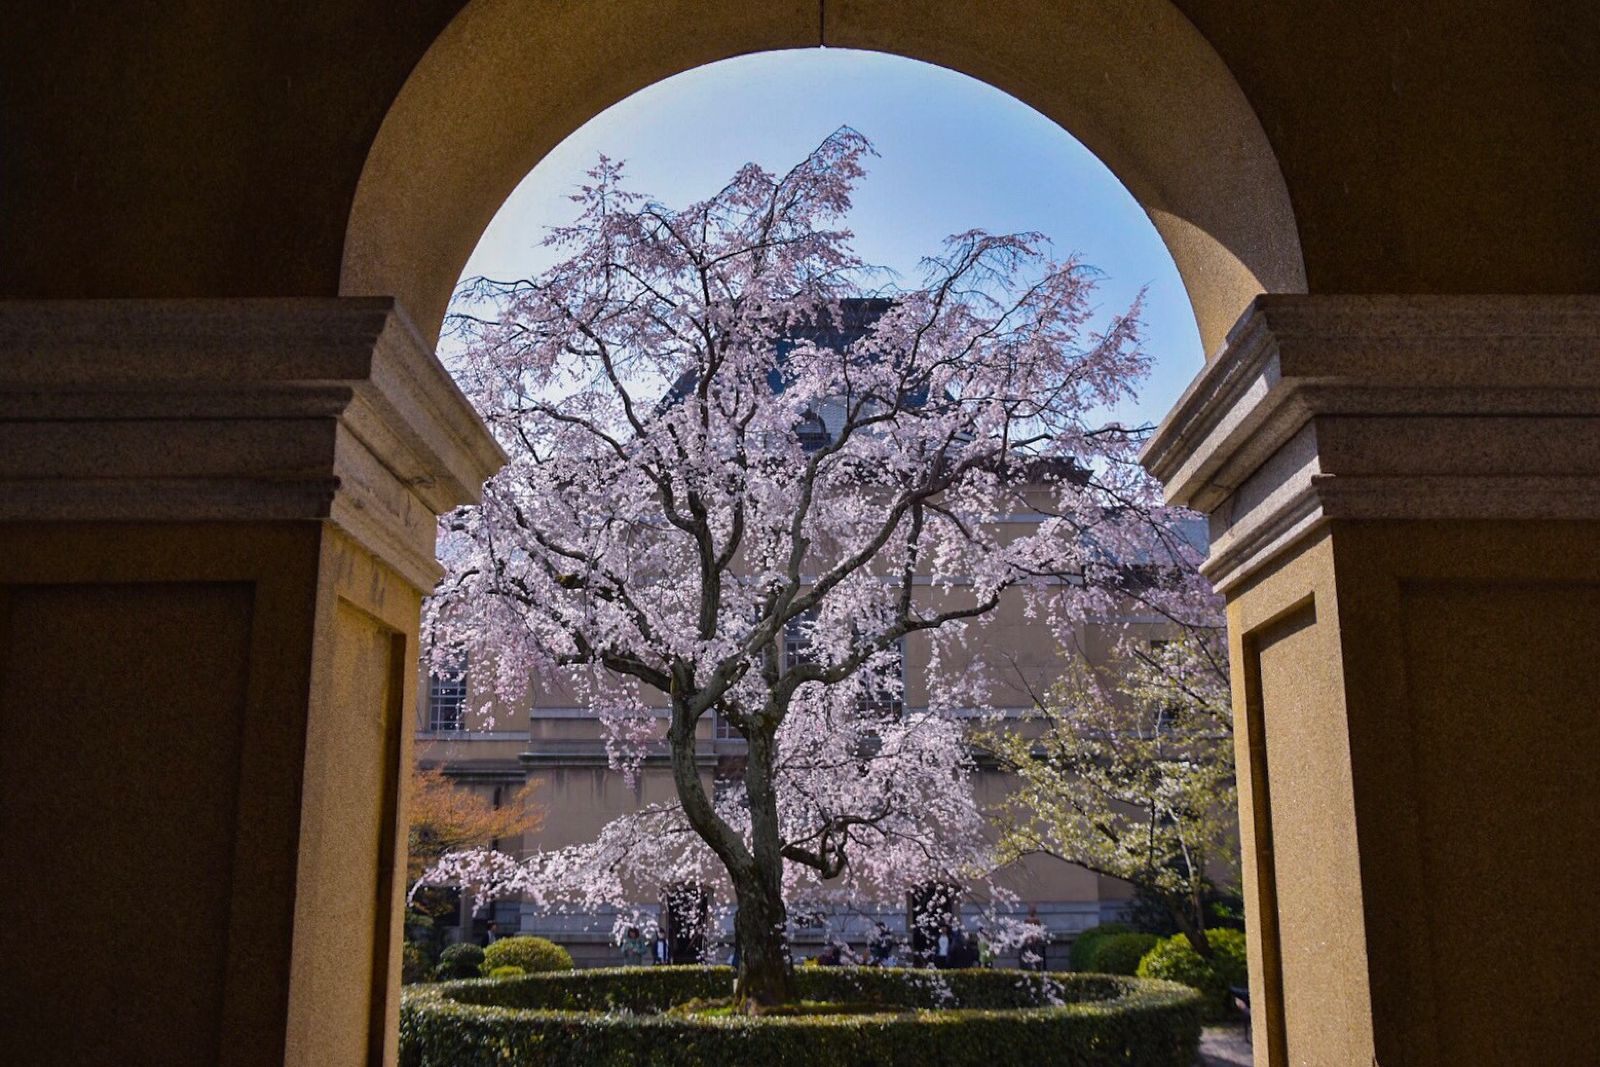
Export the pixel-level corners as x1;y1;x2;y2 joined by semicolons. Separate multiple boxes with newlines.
340;0;1305;357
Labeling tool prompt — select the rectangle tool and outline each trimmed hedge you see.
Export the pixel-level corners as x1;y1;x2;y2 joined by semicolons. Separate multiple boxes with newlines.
1083;932;1161;976
1068;923;1133;971
399;965;1203;1067
1136;928;1248;1021
482;935;573;975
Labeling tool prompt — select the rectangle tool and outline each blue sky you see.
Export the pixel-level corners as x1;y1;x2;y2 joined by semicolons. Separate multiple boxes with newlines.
459;48;1203;428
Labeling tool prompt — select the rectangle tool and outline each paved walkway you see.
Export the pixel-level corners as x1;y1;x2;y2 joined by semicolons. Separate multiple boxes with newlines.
1197;1024;1252;1066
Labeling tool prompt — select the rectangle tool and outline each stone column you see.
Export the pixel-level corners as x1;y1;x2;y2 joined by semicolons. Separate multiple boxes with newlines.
1142;296;1600;1066
0;300;504;1067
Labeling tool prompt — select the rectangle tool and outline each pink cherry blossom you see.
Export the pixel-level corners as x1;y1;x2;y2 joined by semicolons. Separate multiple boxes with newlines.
422;129;1208;1004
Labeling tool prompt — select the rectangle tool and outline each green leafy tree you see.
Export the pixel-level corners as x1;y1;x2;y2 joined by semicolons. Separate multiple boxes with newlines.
983;624;1236;957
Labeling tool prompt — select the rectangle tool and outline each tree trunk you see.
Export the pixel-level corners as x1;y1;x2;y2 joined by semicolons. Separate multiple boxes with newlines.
1169;894;1214;958
664;697;796;1006
731;872;794;1007
734;722;795;1007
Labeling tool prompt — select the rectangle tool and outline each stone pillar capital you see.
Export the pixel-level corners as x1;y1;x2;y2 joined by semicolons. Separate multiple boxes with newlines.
1140;294;1600;591
0;298;506;589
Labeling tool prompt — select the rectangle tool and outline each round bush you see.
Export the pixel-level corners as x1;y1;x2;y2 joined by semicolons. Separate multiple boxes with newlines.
1084;932;1161;975
434;942;486;981
1136;929;1248;1020
487;965;526;979
1068;923;1132;971
482;935;573;974
399;965;1204;1067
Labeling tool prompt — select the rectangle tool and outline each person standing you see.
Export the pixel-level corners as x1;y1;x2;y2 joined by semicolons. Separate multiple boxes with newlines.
957;929;979;969
620;925;647;967
977;928;995;969
869;921;894;967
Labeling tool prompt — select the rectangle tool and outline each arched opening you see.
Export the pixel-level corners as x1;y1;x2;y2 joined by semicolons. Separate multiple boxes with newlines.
344;1;1305;1056
419;46;1231;972
340;0;1304;358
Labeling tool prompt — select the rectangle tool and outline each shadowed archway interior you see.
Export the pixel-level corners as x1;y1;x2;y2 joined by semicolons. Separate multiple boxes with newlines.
339;0;1305;356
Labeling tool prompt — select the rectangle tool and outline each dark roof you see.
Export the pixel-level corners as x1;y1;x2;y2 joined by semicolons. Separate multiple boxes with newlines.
653;298;1083;478
659;298;896;410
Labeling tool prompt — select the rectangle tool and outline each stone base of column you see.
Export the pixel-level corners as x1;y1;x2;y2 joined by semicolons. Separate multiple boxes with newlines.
1143;296;1600;1066
0;300;503;1067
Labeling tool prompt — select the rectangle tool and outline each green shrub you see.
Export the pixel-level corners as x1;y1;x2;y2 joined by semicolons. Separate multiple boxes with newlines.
435;942;486;981
487;965;526;979
482;935;573;974
403;942;435;985
1205;894;1246;931
1068;923;1133;971
404;909;436;938
1136;928;1248;1021
1084;932;1160;975
399;965;1204;1067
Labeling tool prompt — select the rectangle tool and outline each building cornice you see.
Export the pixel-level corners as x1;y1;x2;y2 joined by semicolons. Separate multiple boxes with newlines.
518;749;720;769
0;298;507;589
1140;295;1600;592
443;768;529;783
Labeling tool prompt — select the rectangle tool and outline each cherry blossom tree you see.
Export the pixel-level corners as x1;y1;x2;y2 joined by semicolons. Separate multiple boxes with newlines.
424;129;1171;1005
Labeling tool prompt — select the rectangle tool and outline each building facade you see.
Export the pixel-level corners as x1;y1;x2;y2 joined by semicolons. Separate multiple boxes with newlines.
415;578;1180;967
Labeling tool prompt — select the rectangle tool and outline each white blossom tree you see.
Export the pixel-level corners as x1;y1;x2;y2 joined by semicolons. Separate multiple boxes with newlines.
980;594;1236;957
424;129;1176;1005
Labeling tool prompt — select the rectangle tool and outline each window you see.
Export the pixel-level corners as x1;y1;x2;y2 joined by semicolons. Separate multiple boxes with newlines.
858;637;906;717
427;658;468;731
783;611;905;717
713;712;741;741
1146;639;1181;733
796;411;831;452
782;610;817;673
712;773;746;808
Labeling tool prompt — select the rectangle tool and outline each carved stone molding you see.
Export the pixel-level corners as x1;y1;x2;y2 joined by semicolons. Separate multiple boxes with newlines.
1141;295;1600;591
0;298;506;589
